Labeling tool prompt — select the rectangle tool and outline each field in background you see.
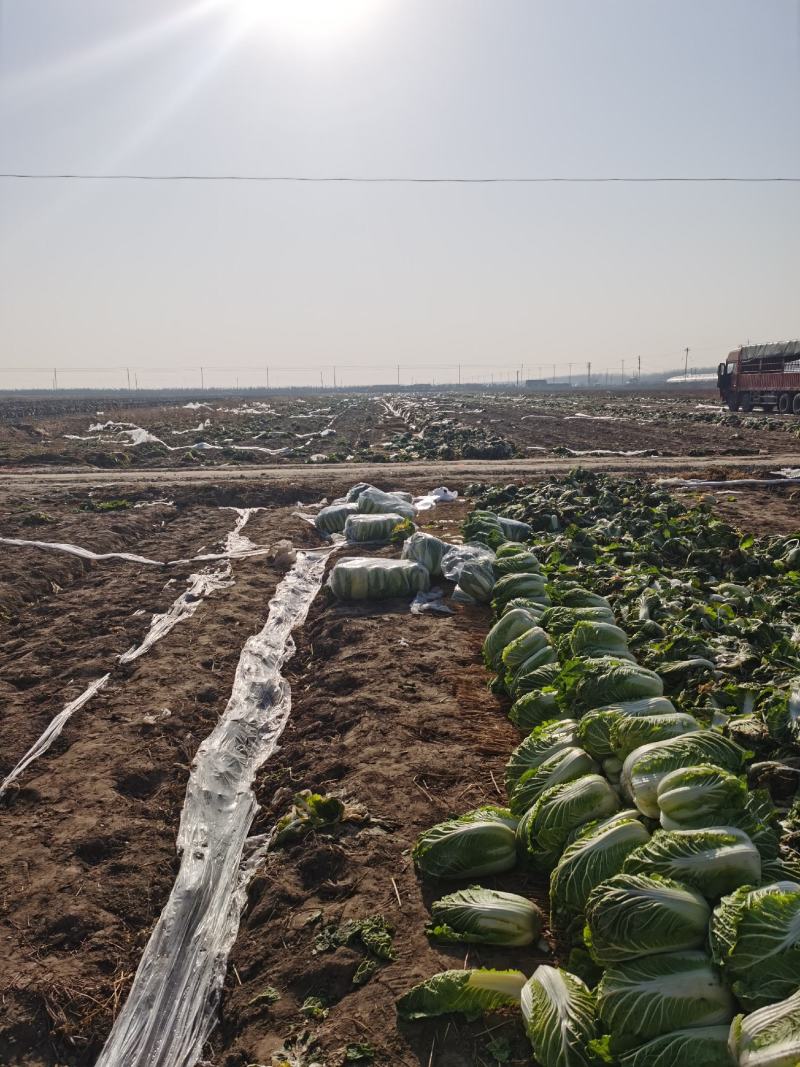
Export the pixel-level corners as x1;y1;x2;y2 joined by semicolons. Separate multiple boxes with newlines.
2;388;800;470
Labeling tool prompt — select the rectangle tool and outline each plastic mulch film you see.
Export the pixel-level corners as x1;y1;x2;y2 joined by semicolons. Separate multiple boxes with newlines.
0;674;111;797
119;563;234;665
0;536;164;566
95;548;332;1067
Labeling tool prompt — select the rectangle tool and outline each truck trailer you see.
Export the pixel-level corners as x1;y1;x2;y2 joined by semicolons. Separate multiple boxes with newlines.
718;341;800;413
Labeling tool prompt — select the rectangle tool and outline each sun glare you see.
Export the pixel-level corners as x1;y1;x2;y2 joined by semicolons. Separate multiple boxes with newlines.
230;0;380;45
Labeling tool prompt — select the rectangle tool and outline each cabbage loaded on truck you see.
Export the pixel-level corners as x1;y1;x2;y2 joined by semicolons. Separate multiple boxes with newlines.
718;341;800;413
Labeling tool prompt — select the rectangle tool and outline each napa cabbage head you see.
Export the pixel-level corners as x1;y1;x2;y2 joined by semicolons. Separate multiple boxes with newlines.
570;621;632;660
620;730;748;817
656;765;748;829
521;965;601;1067
492;572;549;612
596;950;734;1044
397;967;526;1020
584;873;711;964
509;690;564;733
541;605;617;634
509;747;597;817
576;698;678;760
427;885;543;946
501;626;551;671
412;807;518;880
483;608;543;670
728;987;800;1067
504;719;579;791
623;827;761;899
610;712;701;760
619;1026;735;1067
709;881;800;1010
517;774;620;871
550;814;650;924
559;657;664;713
493;550;542;577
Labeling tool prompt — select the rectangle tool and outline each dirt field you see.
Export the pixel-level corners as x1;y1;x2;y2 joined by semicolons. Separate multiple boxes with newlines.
3;388;800;471
2;422;800;1066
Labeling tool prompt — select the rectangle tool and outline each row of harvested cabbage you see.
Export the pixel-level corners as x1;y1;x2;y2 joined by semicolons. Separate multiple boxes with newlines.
399;508;800;1067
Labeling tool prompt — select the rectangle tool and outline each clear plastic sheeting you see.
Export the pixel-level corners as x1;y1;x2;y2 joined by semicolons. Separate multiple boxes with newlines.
659;477;800;489
410;588;454;615
0;536;164;566
0;674;110;798
119;564;234;665
441;542;496;583
95;547;331;1067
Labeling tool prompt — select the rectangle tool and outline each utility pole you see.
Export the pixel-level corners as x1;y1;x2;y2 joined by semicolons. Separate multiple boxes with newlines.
396;364;400;386
638;355;641;382
266;367;270;390
333;366;337;389
134;373;138;390
568;362;573;387
587;362;591;387
621;359;625;386
52;368;57;391
552;363;556;383
684;347;690;381
200;367;204;390
320;370;324;389
458;364;461;385
516;369;519;388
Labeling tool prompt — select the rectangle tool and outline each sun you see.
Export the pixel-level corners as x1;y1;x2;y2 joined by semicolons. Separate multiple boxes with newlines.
229;0;381;45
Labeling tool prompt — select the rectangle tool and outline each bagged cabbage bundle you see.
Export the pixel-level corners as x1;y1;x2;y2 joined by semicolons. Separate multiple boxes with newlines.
344;481;375;502
357;486;416;520
328;558;430;600
344;512;406;544
453;558;496;604
401;531;451;576
314;501;358;534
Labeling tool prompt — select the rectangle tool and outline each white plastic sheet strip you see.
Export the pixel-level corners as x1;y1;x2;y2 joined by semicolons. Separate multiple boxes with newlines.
95;547;331;1067
0;674;110;797
119;565;233;665
0;537;164;566
658;477;800;488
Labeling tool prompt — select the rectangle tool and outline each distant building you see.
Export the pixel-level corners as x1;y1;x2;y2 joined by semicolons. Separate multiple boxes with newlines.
525;379;549;389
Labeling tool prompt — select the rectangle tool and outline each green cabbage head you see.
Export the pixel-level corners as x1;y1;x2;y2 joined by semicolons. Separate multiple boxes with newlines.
427;885;543;946
710;880;800;1010
728;987;800;1067
412;807;517;880
596;950;734;1044
397;968;526;1020
584;872;711;964
521;965;600;1067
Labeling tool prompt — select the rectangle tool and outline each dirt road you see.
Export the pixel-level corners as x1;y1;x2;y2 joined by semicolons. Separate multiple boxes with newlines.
2;450;799;492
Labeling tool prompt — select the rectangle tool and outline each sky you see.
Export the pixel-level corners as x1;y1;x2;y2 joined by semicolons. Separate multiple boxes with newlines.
0;0;798;391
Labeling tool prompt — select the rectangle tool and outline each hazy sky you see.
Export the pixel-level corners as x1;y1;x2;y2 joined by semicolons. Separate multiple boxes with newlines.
1;0;798;390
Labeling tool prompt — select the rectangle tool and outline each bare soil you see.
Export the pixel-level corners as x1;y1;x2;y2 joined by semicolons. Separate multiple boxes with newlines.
0;463;798;1067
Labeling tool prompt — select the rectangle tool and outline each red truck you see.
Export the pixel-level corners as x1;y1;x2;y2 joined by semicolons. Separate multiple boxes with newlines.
718;341;800;413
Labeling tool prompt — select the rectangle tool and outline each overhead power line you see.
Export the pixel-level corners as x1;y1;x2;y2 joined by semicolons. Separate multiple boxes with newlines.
0;172;798;184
